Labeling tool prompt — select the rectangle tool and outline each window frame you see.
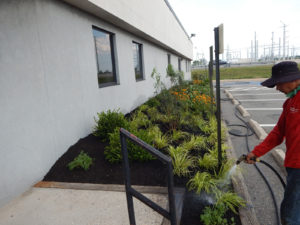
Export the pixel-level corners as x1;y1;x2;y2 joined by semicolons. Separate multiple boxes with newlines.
167;53;171;65
92;26;118;88
132;41;144;81
178;58;182;71
186;60;188;72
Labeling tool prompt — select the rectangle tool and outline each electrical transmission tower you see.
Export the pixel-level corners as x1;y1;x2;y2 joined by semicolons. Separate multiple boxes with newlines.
281;21;287;60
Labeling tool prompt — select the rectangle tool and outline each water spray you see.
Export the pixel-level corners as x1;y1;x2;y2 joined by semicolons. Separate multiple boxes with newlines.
236;154;286;189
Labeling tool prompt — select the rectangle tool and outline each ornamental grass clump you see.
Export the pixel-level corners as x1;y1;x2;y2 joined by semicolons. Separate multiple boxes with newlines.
198;153;218;170
215;190;246;214
187;171;218;194
147;125;169;149
130;110;152;130
170;129;189;142
168;146;195;177
181;135;206;151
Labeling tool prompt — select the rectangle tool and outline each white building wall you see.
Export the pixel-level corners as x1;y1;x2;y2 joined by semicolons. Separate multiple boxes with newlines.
0;0;191;207
63;0;193;60
90;0;193;58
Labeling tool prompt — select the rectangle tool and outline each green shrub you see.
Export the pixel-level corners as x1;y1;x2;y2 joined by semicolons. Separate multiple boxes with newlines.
127;129;156;161
67;151;93;171
146;107;161;122
145;97;161;108
137;104;149;113
200;203;236;225
104;127;156;163
103;128;122;163
156;89;178;117
93;109;128;142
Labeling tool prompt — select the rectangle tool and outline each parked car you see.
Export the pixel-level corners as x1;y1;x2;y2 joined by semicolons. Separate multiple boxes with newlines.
213;60;227;65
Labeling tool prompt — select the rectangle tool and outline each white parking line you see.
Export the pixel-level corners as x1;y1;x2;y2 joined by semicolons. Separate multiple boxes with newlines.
234;93;282;96
227;87;269;91
260;124;276;127
239;99;285;102
244;108;282;110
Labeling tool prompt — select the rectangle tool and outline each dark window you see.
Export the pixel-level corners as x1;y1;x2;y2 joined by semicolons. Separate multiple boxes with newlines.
132;41;144;80
186;60;188;72
168;54;171;65
178;58;181;71
93;27;116;87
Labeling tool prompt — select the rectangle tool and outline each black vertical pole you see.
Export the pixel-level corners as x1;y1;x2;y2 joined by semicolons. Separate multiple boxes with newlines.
167;162;176;225
214;27;222;171
120;132;136;225
209;46;214;115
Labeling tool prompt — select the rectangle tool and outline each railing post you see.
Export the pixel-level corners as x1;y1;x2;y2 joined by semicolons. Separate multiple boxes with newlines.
120;128;183;225
120;131;136;225
167;161;176;225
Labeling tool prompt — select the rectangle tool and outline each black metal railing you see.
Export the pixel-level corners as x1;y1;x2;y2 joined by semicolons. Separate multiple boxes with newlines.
120;128;180;225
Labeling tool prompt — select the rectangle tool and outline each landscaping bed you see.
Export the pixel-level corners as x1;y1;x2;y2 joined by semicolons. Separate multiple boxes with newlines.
43;133;241;225
44;67;244;225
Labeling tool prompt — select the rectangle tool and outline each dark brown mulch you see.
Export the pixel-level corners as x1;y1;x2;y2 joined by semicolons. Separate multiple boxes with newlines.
43;133;241;225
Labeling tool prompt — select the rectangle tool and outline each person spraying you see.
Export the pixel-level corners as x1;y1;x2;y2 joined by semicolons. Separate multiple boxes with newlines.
245;61;300;225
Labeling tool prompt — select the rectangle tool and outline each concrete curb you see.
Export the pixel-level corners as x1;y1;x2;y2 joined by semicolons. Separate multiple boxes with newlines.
34;181;169;194
225;89;267;140
224;128;260;225
232;99;239;105
237;105;250;117
271;149;287;176
248;119;267;140
224;89;234;100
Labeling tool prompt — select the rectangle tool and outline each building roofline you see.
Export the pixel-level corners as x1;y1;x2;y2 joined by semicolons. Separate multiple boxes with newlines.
164;0;191;40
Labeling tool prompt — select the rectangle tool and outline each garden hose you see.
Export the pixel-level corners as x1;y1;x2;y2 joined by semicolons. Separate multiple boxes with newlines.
236;154;286;189
222;97;283;225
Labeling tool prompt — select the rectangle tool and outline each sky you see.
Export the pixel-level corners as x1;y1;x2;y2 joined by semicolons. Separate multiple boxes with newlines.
168;0;300;61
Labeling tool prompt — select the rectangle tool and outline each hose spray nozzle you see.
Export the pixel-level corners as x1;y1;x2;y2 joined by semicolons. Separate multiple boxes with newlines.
236;154;259;165
236;154;247;165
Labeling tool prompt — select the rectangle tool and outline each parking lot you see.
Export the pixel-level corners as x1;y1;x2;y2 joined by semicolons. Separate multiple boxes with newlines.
222;80;286;133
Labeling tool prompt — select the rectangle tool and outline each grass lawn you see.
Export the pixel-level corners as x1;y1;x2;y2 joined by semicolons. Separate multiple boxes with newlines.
192;64;275;80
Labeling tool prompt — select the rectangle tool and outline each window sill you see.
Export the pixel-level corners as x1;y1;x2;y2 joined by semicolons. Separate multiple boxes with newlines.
98;82;119;88
135;78;145;82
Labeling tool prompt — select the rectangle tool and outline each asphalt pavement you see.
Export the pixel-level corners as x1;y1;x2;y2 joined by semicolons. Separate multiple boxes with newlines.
221;79;286;225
